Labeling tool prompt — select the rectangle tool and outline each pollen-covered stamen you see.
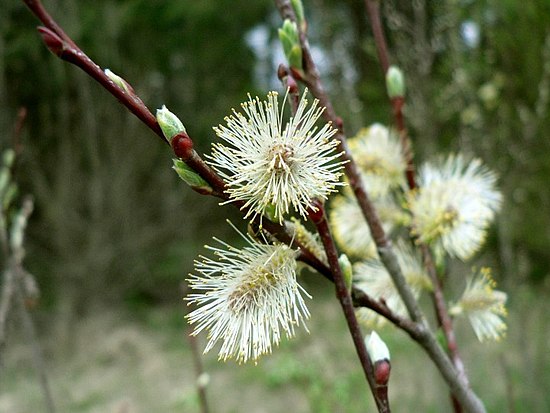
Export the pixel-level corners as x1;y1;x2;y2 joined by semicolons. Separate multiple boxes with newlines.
408;154;502;260
186;224;310;363
449;267;507;341
228;268;278;314
358;156;389;176
268;142;295;172
432;206;460;237
207;89;345;223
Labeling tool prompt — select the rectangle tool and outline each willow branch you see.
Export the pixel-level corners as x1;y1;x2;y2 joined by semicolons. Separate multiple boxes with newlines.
24;0;167;145
310;202;388;413
274;1;485;412
274;0;422;323
364;0;471;402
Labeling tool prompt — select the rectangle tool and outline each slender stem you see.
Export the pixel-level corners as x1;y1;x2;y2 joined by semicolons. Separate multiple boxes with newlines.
364;0;415;188
274;1;485;411
275;0;423;323
310;202;388;413
364;1;470;408
0;269;15;369
364;0;390;74
422;243;469;407
24;0;167;145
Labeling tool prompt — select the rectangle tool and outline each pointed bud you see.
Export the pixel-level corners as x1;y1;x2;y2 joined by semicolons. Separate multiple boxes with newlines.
156;105;187;140
37;26;64;57
386;66;406;99
291;0;306;32
365;331;390;362
366;331;391;386
196;372;210;389
278;20;303;73
172;159;212;195
339;254;353;292
104;68;134;95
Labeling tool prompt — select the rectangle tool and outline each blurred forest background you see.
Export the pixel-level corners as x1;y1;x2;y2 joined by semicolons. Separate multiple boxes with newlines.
1;0;550;412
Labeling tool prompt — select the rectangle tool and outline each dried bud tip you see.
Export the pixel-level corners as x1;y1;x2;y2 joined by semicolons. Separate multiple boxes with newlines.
171;132;193;160
37;26;64;56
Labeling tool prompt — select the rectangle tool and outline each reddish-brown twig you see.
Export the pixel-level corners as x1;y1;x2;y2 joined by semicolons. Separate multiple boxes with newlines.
23;0;167;145
309;201;389;413
363;2;471;411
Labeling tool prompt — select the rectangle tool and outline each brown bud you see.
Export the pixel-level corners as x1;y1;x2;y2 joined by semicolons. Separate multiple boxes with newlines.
37;26;64;56
171;132;193;160
277;64;289;81
373;359;391;385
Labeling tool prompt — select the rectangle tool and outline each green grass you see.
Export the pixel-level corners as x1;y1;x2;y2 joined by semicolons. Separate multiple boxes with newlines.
1;283;549;412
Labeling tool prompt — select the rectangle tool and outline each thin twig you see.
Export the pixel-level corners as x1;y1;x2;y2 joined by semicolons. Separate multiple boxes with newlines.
23;0;167;145
274;1;486;411
274;0;422;324
309;202;388;413
364;1;471;410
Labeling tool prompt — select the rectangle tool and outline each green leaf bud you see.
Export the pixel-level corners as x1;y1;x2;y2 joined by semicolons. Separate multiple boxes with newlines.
338;254;353;292
291;0;306;31
386;65;406;99
104;68;133;95
156;105;187;140
172;159;212;194
278;20;303;72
